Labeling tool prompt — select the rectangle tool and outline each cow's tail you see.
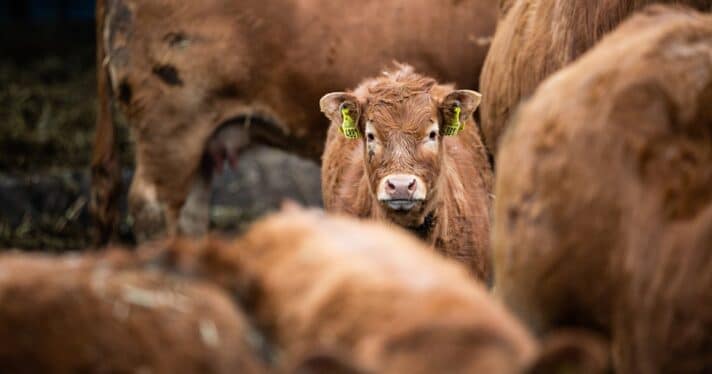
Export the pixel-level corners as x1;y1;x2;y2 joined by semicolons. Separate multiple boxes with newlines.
90;0;122;246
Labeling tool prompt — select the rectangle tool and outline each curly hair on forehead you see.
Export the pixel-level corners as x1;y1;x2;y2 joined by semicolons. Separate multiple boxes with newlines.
353;63;438;105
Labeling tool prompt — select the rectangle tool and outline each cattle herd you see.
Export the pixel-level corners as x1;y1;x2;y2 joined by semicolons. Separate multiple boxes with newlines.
0;0;710;373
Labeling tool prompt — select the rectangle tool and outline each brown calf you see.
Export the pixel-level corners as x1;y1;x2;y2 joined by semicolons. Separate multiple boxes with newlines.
479;0;712;157
320;65;493;281
0;250;268;373
91;0;499;243
493;6;712;373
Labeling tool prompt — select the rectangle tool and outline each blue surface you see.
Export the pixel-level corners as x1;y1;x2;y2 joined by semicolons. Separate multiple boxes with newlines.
0;0;95;23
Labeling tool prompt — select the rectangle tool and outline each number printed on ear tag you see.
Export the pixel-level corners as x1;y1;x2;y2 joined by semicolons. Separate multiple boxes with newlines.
340;107;361;139
444;106;463;136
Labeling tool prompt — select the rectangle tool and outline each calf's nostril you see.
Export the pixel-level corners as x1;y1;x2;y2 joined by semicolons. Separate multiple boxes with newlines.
387;180;397;192
407;179;416;192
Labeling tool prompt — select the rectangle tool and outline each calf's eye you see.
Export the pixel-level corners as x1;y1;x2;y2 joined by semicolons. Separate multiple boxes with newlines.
367;133;375;142
429;130;437;141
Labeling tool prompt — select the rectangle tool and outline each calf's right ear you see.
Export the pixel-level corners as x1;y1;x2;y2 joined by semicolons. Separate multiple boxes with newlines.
440;90;482;136
319;92;362;139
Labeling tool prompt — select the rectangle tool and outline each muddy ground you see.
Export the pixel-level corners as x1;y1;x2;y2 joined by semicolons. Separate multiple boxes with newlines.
0;23;322;251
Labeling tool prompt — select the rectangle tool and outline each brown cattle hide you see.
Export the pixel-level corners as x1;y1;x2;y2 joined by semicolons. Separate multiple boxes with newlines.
493;6;712;373
0;249;268;373
479;0;712;157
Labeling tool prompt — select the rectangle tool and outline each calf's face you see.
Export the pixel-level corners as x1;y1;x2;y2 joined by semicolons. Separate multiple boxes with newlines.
321;87;481;227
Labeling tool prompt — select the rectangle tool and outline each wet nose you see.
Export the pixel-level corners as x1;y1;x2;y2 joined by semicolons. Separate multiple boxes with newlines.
385;175;417;200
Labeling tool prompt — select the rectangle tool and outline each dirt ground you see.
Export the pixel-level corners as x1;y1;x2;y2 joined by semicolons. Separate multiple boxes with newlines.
0;23;322;251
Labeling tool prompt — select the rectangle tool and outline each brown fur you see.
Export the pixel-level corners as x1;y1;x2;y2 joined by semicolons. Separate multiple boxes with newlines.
158;208;537;373
320;66;494;281
479;0;712;157
91;0;499;242
91;0;122;245
493;6;712;373
0;249;268;373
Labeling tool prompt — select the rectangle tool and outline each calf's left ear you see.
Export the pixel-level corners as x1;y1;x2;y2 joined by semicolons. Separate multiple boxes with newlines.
439;90;482;136
320;92;362;139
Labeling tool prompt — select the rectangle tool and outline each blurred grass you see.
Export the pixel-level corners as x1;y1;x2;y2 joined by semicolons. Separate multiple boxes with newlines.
0;22;131;250
0;56;94;171
0;22;132;174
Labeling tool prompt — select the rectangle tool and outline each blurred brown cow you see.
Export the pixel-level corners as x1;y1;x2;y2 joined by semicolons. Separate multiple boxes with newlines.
91;0;499;243
163;208;532;373
478;0;712;158
0;250;268;374
320;65;493;281
493;6;712;373
159;207;610;374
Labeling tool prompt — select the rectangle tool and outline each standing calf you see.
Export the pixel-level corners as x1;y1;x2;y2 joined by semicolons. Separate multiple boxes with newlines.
320;65;493;281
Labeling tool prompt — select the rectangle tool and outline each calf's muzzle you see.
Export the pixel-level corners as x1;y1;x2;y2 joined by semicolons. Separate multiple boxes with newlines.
377;174;427;212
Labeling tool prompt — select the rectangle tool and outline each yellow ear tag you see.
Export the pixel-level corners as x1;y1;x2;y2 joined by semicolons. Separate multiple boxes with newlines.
340;107;361;139
443;106;463;136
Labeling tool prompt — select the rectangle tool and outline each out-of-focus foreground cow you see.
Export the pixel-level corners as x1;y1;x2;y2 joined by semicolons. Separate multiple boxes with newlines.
493;6;712;373
91;0;499;243
160;206;607;373
320;65;493;281
479;0;712;157
164;208;534;373
0;250;269;373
